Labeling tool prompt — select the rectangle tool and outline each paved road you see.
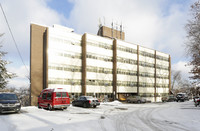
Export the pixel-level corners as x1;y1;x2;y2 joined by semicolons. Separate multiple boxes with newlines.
98;101;199;131
1;100;199;131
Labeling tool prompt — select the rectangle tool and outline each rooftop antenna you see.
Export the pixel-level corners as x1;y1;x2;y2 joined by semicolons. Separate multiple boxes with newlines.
120;21;123;31
115;22;118;30
111;20;114;38
98;18;102;28
98;18;102;36
103;16;105;26
122;24;125;40
120;22;122;39
115;22;118;39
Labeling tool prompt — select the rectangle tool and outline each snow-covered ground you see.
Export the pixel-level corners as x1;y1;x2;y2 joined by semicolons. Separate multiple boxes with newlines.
0;100;200;131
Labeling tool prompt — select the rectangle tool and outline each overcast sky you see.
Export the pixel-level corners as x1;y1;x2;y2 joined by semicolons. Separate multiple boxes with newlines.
0;0;195;88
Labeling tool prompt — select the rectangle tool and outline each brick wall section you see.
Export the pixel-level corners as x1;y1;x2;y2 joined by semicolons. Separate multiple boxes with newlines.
30;24;47;106
169;55;171;94
97;26;125;40
81;33;87;96
113;39;117;99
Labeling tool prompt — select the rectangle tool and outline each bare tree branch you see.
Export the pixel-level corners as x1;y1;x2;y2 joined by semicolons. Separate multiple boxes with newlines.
185;0;200;85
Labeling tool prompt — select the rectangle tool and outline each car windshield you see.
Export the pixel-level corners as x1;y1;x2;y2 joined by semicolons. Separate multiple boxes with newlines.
177;94;183;97
0;94;18;100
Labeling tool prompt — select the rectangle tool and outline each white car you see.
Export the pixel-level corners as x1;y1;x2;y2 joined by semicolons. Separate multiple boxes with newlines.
126;96;146;104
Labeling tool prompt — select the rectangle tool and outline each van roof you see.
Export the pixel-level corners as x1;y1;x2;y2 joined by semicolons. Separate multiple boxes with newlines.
177;93;186;94
43;88;68;92
0;92;16;94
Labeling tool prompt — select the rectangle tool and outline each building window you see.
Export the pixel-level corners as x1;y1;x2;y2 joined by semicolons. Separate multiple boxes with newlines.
117;45;137;54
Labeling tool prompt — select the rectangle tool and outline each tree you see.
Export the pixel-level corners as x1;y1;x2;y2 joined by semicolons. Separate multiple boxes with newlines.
185;0;200;85
17;87;30;106
171;70;181;89
0;33;15;89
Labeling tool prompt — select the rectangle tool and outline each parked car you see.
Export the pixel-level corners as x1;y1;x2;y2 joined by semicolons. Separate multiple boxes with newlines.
194;97;200;107
193;96;199;102
161;95;176;102
176;93;189;102
72;96;100;108
0;93;21;113
38;88;70;110
126;96;146;103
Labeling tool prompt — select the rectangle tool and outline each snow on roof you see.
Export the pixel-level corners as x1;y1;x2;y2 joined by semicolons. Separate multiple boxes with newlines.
44;87;68;92
53;24;74;32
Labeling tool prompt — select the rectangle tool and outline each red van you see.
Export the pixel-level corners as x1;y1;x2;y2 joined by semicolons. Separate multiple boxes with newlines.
38;88;70;110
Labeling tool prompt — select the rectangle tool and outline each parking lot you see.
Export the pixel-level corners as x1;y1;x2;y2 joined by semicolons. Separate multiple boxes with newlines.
0;100;200;131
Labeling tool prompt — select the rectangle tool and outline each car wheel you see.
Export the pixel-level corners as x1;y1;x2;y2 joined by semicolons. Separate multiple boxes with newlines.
83;103;87;108
127;100;130;103
48;104;53;111
38;103;41;109
93;105;96;108
137;100;141;104
72;102;75;106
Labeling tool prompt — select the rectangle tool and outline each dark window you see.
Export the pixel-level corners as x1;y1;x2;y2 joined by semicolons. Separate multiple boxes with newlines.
46;93;52;100
56;92;61;98
62;92;67;97
42;93;47;99
80;97;86;100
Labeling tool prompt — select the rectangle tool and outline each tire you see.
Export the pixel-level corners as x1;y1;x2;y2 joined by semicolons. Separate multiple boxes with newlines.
127;100;130;103
72;102;75;106
48;104;53;111
38;103;41;109
93;105;96;108
83;103;87;108
137;100;141;104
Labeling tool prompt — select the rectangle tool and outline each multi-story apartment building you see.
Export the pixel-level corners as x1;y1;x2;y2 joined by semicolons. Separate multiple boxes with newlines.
30;23;171;106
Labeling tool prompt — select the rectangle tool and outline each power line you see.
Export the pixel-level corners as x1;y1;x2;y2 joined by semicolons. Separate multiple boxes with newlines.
0;3;29;75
